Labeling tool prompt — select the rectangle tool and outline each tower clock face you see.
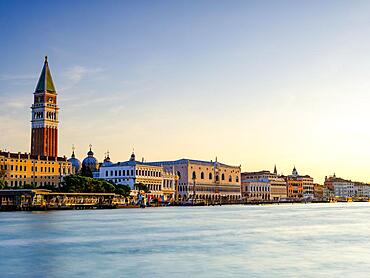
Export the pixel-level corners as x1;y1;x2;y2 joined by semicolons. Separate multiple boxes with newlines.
49;97;53;102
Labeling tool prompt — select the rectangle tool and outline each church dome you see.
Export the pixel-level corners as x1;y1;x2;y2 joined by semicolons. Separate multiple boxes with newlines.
67;148;81;173
130;151;136;161
82;145;99;172
102;151;113;167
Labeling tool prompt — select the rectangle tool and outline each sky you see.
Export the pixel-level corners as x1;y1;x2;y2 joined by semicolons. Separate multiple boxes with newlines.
1;0;370;183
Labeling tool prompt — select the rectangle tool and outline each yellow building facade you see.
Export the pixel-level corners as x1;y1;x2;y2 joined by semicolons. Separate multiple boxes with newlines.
0;151;73;188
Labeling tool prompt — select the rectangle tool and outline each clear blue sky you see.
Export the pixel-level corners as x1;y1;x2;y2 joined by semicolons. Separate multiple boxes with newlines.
1;0;370;183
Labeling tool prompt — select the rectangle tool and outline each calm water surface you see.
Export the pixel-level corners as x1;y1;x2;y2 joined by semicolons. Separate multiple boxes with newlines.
1;203;370;277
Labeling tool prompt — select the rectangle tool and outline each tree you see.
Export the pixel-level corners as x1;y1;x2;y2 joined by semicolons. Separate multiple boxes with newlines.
135;182;150;193
0;168;6;189
101;180;116;193
115;184;131;197
62;175;86;192
23;183;37;189
80;164;93;178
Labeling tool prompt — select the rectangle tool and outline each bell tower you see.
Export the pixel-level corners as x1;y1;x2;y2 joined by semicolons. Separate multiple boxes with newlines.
31;56;59;157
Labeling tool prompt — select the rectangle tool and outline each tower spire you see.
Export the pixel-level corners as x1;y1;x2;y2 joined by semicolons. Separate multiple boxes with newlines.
35;55;56;93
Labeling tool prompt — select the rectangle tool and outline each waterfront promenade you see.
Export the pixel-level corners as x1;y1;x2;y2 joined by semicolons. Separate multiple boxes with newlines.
1;203;370;277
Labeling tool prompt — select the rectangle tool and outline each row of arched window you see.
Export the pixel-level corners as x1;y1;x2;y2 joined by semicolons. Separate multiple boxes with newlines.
33;111;57;120
192;171;239;182
249;185;269;192
46;111;57;120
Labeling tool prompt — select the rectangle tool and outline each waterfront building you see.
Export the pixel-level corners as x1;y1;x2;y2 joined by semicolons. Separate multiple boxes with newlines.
241;169;287;202
148;158;241;203
97;152;177;202
241;178;270;201
324;174;355;198
354;182;370;197
0;150;73;187
283;167;314;200
323;185;334;200
313;183;324;200
270;177;288;201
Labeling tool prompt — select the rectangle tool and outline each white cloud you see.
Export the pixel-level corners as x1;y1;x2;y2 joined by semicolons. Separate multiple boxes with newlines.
0;74;37;81
65;66;103;82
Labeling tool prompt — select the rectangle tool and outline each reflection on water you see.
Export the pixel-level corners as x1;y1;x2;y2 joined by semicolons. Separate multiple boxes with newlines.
1;203;370;277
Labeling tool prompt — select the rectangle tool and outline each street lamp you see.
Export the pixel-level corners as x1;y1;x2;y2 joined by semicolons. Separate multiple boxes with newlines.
192;176;196;205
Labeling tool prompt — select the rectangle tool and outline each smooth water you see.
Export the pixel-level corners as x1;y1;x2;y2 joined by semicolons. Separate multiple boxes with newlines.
0;203;370;278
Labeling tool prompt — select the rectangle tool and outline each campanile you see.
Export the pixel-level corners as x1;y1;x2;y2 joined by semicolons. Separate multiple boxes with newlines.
31;56;59;157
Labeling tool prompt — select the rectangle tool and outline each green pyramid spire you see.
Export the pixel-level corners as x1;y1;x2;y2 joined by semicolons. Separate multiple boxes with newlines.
35;56;56;93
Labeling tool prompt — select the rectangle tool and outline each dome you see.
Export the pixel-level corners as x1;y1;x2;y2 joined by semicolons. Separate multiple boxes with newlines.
102;151;113;167
67;149;81;173
130;151;136;161
82;146;99;172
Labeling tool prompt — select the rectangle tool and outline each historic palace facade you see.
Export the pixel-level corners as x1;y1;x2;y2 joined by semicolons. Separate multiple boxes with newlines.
148;159;241;202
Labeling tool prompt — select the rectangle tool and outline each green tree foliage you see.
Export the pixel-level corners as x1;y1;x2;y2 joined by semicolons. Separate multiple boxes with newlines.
115;184;131;197
80;164;93;178
0;173;131;197
135;182;150;193
61;175;131;196
0;168;6;189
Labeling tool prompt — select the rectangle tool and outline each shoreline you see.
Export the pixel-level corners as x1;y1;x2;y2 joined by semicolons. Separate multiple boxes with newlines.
1;199;366;212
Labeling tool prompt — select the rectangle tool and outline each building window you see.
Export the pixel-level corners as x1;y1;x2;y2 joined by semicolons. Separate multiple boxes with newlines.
229;175;232;182
201;172;204;179
192;171;196;180
236;176;239;182
106;171;108;176
209;173;212;180
216;175;219;182
222;173;225;180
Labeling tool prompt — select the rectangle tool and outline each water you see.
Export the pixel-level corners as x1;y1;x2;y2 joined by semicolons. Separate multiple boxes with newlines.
0;203;370;277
